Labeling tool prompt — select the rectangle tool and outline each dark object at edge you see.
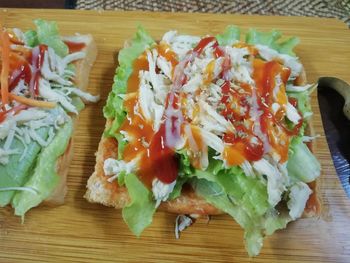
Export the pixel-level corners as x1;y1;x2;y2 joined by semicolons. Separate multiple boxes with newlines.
318;77;350;198
0;0;76;9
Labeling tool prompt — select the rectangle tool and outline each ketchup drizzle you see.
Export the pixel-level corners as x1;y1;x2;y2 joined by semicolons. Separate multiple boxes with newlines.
149;124;179;184
30;44;47;97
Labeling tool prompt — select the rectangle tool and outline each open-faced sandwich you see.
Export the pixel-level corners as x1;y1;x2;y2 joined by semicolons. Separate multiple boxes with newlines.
85;26;321;256
0;19;99;217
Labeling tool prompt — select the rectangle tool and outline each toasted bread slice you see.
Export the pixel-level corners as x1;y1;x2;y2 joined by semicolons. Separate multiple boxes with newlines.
85;65;321;217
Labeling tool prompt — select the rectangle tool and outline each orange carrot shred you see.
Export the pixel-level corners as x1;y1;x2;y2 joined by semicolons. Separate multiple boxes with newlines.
0;30;10;106
9;93;57;109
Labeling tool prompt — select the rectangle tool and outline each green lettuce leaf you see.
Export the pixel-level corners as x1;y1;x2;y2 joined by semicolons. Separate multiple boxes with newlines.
246;28;281;47
168;176;187;200
103;26;154;137
192;157;269;218
71;96;85;112
12;119;73;217
287;85;315;120
192;178;292;256
103;26;154;160
33;19;69;57
277;37;300;56
192;178;253;227
24;30;39;47
122;173;156;236
166;150;194;200
175;149;270;221
216;25;241;46
245;28;299;56
177;149;194;176
189;149;294;256
115;133;127;160
264;210;291;235
117;171;127;186
0;128;49;207
287;138;321;183
193;178;262;256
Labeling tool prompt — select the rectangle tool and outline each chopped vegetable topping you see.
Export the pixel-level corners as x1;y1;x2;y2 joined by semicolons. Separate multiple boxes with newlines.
0;19;99;217
9;93;57;108
103;26;321;256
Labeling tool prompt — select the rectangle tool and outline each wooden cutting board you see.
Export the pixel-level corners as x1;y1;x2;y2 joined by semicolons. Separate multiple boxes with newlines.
0;8;349;263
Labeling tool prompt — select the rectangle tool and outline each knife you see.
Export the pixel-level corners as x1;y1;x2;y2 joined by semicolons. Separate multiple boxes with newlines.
318;77;350;198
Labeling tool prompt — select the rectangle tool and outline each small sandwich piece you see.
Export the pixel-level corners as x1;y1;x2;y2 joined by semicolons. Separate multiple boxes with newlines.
0;19;99;217
85;26;321;256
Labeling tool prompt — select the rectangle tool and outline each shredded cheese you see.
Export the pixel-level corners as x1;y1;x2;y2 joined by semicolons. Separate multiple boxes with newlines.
152;179;176;208
175;215;193;239
0;148;20;165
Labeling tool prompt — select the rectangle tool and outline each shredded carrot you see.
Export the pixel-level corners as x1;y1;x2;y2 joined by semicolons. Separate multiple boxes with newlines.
10;45;32;60
9;93;57;109
0;30;10;106
7;29;24;45
0;110;6;123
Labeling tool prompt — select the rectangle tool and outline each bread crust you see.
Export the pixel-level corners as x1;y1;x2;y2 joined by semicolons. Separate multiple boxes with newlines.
44;138;73;205
62;35;98;92
86;66;321;217
295;66;322;218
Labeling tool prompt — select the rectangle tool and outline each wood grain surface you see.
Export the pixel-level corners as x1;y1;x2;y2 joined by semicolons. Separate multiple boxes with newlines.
0;9;349;263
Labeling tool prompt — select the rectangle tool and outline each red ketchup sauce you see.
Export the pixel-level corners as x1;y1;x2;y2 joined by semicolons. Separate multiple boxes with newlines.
148;124;179;184
2;42;48;122
213;46;265;165
64;41;86;53
30;44;47;97
252;59;302;163
193;36;217;54
121;38;219;185
120;50;180;187
8;54;32;91
1;40;45;121
6;44;48;96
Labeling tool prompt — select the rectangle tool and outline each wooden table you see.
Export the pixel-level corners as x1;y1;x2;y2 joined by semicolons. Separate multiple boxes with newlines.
0;9;349;263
